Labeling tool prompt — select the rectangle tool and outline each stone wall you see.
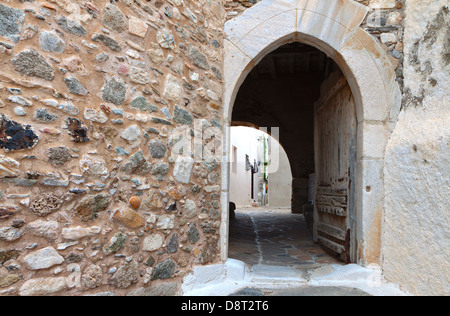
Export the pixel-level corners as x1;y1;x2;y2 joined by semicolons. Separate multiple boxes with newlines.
383;0;449;296
224;0;261;19
0;0;225;296
360;0;405;90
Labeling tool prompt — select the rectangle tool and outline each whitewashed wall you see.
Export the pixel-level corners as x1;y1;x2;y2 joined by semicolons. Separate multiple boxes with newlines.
382;0;450;296
229;127;261;207
229;126;292;208
267;140;292;208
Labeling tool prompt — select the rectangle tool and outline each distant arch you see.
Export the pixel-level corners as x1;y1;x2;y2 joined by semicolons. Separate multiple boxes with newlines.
229;125;293;208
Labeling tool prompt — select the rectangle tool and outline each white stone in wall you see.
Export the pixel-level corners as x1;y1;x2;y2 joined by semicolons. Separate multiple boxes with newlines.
143;234;163;251
121;125;142;148
23;247;64;270
205;185;220;193
387;11;403;25
0;227;22;241
9;95;32;107
13;106;25;116
62;226;102;240
206;89;219;101
19;277;67;296
173;156;194;184
80;155;108;177
157;29;176;50
130;67;150;85
369;0;397;9
163;74;183;102
128;16;149;38
25;220;60;240
84;108;108;123
156;214;175;230
184;199;197;219
380;33;397;45
148;44;165;65
0;155;20;178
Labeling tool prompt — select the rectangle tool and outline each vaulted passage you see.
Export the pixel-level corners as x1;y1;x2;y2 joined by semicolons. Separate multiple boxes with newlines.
228;42;358;265
232;43;336;213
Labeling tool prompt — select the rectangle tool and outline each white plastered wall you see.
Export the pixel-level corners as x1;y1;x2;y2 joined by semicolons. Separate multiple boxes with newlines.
229;126;262;207
267;142;292;209
382;0;450;296
229;126;292;208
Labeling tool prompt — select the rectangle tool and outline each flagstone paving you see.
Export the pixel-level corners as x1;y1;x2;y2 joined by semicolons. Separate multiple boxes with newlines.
228;207;341;269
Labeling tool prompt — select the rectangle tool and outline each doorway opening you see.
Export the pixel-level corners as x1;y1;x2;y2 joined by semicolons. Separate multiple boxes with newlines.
222;0;401;267
228;42;356;267
229;126;292;209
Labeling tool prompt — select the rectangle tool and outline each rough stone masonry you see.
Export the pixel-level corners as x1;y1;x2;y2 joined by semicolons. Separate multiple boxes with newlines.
0;0;225;296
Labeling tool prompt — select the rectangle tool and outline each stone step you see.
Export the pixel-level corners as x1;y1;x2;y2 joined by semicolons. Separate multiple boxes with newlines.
249;264;307;285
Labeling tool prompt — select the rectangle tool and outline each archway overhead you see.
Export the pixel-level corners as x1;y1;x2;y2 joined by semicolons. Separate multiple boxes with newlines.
231;42;334;180
222;0;402;265
230;121;260;129
224;0;401;126
229;123;291;161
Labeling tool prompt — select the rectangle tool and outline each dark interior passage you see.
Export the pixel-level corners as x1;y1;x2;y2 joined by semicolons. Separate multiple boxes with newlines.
229;42;353;265
232;42;340;212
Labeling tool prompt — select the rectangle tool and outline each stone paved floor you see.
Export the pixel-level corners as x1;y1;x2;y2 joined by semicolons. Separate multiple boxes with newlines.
230;286;371;296
184;208;407;296
226;208;374;297
228;207;341;270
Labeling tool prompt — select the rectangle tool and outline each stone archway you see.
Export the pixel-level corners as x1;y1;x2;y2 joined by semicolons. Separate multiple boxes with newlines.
220;0;402;266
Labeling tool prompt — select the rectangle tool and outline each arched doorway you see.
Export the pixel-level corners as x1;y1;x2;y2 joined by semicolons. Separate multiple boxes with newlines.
227;124;343;267
230;41;357;264
221;0;402;266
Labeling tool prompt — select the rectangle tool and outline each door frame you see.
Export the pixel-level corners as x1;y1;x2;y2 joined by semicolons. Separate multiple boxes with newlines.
221;0;402;266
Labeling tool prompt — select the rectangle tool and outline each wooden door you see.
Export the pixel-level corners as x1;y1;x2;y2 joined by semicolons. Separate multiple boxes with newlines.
314;77;357;263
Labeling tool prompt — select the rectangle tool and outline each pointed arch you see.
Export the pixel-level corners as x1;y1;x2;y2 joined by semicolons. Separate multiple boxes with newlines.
221;0;402;265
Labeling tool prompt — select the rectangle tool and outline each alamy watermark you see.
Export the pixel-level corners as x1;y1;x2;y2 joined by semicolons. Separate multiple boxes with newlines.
167;121;282;173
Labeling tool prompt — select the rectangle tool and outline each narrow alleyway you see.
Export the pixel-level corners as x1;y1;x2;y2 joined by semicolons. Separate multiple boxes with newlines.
228;207;341;269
